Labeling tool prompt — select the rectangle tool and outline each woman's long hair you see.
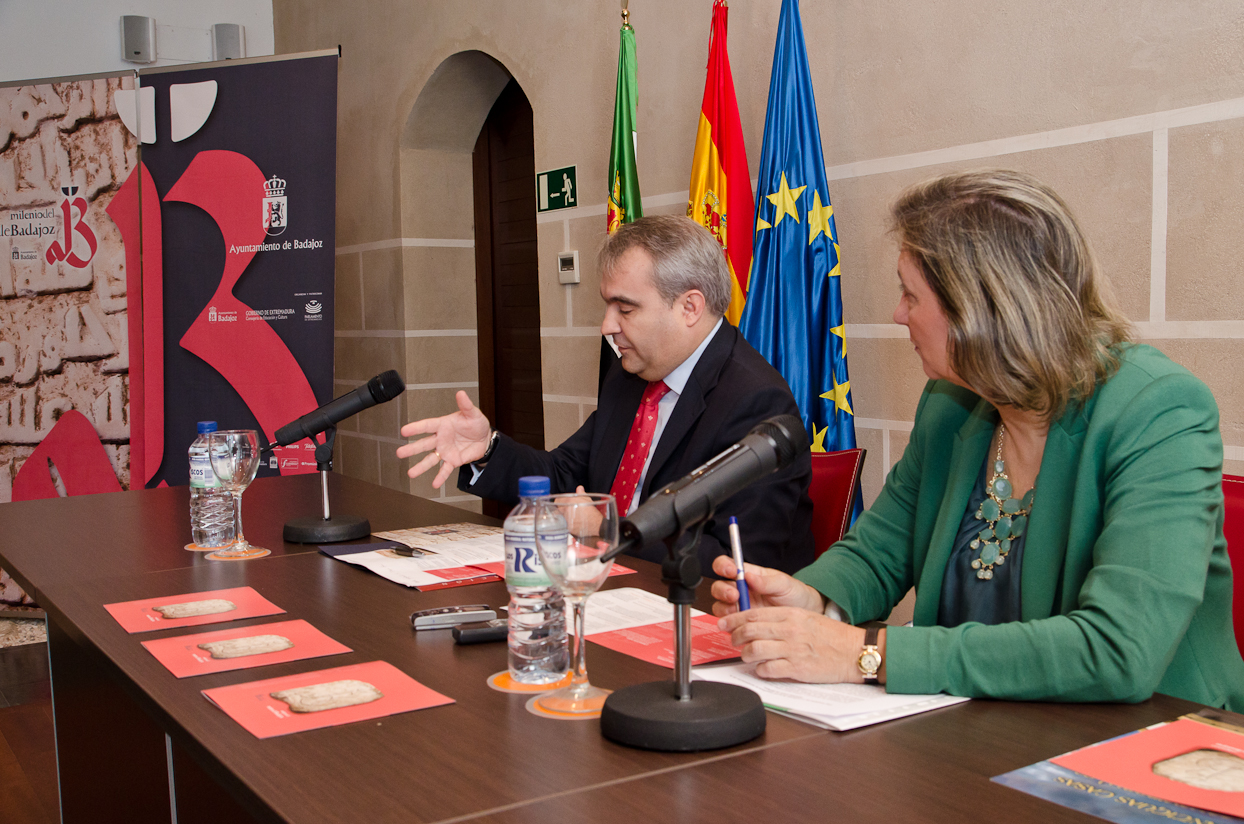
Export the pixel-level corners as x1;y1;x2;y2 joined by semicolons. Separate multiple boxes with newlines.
891;169;1133;419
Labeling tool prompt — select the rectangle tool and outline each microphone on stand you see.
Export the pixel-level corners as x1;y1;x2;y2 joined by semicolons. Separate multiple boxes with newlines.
276;370;406;544
600;414;809;753
604;415;807;562
267;370;405;451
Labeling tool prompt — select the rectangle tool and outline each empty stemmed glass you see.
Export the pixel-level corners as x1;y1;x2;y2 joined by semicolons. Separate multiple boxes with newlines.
205;430;270;561
533;493;617;715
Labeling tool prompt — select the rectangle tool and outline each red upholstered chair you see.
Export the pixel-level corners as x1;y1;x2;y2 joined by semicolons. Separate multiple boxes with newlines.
1222;474;1244;659
810;448;866;558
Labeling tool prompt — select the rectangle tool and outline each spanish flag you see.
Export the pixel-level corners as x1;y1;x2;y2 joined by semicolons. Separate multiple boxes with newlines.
687;0;754;325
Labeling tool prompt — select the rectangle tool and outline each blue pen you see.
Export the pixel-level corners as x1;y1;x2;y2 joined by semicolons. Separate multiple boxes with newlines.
727;516;751;611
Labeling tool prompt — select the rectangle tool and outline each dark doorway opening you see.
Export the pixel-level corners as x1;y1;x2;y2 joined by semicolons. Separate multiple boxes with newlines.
472;79;544;516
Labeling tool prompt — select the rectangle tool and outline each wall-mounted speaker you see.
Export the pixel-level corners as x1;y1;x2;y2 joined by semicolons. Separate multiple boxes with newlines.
120;16;156;64
212;23;246;61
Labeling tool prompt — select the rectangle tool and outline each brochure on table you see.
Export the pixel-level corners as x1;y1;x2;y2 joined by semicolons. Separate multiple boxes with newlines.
322;522;636;590
141;619;352;678
994;758;1244;824
995;715;1244;823
1049;718;1244;818
104;586;285;633
202;660;454;738
324;524;507;589
583;587;737;668
691;661;969;731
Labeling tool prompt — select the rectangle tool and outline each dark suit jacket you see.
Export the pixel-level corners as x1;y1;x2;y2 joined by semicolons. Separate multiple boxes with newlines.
460;323;815;574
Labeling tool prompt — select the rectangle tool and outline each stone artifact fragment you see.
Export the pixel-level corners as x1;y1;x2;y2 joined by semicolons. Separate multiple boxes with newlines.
152;598;237;619
197;634;294;659
1152;748;1244;792
270;680;383;713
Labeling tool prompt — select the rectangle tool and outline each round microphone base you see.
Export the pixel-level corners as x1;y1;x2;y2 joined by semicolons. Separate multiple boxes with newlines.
283;515;371;544
600;680;765;751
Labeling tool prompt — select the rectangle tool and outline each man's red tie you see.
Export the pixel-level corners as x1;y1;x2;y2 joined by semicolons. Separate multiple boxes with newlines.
609;381;670;514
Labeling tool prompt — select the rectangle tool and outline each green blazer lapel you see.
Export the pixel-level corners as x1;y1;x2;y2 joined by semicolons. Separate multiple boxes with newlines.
1020;405;1089;620
913;402;996;625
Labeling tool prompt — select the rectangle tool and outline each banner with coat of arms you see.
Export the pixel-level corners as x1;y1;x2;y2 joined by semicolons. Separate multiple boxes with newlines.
130;53;339;488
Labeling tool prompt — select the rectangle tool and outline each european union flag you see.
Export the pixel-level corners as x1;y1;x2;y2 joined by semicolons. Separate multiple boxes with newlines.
741;0;857;469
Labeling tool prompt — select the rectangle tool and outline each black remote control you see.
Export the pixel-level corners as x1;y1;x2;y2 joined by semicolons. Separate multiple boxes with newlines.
452;619;508;644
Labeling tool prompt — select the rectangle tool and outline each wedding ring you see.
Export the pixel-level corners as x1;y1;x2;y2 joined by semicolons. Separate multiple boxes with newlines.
433;450;442;462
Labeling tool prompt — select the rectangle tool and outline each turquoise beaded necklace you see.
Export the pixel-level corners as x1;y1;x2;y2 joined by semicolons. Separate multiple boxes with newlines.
971;423;1034;580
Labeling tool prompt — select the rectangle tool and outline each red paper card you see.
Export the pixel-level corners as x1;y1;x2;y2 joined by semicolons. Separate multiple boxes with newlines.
203;660;454;739
104;587;284;633
414;567;503;591
588;614;738;668
140;619;352;678
1052;718;1244;818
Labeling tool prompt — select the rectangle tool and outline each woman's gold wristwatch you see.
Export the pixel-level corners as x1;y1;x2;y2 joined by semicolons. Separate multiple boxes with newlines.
857;625;882;683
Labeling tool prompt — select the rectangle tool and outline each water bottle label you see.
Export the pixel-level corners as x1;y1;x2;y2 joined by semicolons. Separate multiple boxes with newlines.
504;531;563;587
189;454;220;489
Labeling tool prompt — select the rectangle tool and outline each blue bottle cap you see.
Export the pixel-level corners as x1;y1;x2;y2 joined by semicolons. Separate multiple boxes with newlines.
196;421;218;434
517;476;551;498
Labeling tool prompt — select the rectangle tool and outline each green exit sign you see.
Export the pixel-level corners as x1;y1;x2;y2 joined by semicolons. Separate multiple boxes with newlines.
536;166;577;213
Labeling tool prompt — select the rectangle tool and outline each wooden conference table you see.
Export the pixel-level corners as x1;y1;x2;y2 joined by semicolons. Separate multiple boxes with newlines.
0;473;1210;823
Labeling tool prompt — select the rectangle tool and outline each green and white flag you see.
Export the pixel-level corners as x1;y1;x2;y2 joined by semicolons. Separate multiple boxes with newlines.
607;18;642;234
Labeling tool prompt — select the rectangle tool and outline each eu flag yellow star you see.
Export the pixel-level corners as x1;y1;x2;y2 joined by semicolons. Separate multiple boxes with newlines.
766;171;806;227
807;191;833;245
810;423;828;453
831;323;846;355
820;376;853;416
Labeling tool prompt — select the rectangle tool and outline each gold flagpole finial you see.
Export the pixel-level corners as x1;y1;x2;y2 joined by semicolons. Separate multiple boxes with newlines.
621;0;630;27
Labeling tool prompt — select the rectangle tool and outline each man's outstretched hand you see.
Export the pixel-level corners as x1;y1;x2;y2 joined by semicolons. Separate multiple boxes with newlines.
396;390;493;488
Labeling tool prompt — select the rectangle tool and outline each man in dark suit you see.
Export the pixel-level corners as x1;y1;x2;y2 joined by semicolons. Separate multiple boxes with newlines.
397;216;813;574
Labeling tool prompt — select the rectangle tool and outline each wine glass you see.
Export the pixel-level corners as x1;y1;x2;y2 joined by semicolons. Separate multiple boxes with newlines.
205;430;270;561
533;492;617;715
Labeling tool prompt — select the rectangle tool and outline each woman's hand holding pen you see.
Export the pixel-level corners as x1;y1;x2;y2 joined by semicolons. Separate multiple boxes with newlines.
709;555;824;616
709;556;881;684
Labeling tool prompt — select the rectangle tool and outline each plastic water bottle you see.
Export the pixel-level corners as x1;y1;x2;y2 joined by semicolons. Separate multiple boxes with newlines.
189;421;235;548
504;476;569;684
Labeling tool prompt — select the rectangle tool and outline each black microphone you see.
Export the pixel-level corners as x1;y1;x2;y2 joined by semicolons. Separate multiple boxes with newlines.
603;414;808;561
269;370;405;449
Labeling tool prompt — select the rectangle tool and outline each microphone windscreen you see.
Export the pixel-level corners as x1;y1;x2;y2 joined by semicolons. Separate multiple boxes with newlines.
368;370;406;404
749;414;808;468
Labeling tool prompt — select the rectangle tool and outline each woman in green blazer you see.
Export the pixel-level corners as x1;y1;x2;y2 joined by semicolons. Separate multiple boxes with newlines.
713;170;1244;710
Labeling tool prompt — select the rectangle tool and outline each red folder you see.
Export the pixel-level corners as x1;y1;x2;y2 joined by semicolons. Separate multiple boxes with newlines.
105;586;284;633
203;660;454;739
588;614;738;668
141;619;351;678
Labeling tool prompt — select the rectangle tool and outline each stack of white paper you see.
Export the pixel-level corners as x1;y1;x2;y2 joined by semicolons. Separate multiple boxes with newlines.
335;527;506;588
692;662;969;731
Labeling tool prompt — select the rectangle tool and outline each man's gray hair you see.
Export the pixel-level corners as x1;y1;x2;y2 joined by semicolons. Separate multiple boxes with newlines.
598;216;732;316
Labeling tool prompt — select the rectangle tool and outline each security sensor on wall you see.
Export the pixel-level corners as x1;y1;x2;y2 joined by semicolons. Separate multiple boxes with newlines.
120;16;157;64
212;24;246;60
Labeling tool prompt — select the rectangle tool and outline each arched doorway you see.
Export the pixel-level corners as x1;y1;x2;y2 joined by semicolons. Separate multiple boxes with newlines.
398;53;543;513
472;79;544;458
